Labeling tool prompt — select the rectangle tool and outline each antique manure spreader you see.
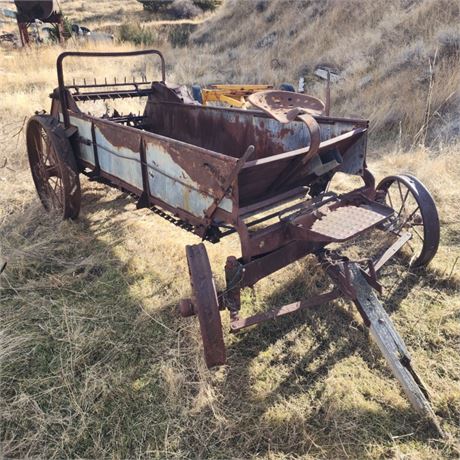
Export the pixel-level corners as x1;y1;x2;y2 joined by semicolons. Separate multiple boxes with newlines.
27;50;443;434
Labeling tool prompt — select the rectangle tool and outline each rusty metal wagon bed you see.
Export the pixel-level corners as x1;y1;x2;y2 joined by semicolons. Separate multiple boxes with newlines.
26;50;443;435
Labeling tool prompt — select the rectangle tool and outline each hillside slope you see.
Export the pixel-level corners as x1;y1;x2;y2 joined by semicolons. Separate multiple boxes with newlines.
1;1;460;459
168;0;460;148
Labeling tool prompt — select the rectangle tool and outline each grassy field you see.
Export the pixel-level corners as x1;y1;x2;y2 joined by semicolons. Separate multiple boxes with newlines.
1;0;460;458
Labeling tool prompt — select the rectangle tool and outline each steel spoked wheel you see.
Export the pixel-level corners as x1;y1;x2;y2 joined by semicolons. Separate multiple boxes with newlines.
376;174;439;267
186;243;226;368
27;115;81;219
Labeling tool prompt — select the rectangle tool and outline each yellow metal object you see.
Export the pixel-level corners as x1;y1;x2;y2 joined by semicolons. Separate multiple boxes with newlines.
201;84;273;108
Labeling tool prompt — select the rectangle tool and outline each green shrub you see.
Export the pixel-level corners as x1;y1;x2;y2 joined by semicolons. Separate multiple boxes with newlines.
194;0;220;11
119;23;157;46
137;0;220;13
168;24;196;47
169;0;201;19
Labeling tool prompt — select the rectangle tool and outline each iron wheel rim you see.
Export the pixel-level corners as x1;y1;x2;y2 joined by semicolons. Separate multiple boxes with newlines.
186;243;226;368
28;121;65;212
376;174;440;267
26;115;81;219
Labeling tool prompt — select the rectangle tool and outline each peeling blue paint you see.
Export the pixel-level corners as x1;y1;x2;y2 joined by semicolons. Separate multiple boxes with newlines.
145;140;232;217
95;126;144;190
70;116;94;164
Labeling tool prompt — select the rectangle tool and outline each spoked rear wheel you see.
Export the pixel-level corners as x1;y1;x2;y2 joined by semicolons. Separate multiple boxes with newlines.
27;115;81;219
376;174;439;267
186;243;226;368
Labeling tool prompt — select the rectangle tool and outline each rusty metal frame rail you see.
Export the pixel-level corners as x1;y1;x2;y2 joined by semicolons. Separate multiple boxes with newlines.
57;49;166;129
71;89;154;102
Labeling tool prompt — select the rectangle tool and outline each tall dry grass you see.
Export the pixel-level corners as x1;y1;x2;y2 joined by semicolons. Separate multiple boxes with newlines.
1;2;460;458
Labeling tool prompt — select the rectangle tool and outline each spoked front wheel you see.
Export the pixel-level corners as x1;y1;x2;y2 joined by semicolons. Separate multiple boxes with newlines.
376;174;439;267
27;115;81;219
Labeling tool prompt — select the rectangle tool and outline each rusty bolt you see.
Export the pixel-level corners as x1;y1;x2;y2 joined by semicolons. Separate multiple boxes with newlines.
178;298;195;317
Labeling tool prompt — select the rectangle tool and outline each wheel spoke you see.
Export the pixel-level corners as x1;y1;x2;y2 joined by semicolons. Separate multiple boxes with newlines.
46;165;59;177
52;177;63;205
41;165;63;209
405;240;415;253
34;135;49;185
397;187;410;219
411;226;424;242
34;134;43;165
40;130;52;166
49;184;62;208
400;206;420;229
387;185;395;210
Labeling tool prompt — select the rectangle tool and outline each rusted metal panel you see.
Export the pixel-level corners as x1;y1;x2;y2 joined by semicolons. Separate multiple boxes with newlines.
145;101;311;159
143;132;238;218
94;121;144;191
69;111;238;219
144;100;367;206
238;128;367;205
145;139;232;217
337;130;367;175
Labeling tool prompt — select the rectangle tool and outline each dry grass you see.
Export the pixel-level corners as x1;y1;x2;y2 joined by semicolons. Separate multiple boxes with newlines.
1;1;460;458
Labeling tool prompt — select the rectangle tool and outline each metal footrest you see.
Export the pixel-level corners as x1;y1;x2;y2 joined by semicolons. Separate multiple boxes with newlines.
311;203;393;241
291;200;394;243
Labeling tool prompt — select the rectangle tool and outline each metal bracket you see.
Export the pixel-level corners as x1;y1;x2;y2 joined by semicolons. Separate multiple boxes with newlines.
224;256;243;320
64;126;78;138
89;122;101;178
137;139;151;210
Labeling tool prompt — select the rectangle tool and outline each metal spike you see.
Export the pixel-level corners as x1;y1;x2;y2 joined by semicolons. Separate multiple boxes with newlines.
84;78;86;85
